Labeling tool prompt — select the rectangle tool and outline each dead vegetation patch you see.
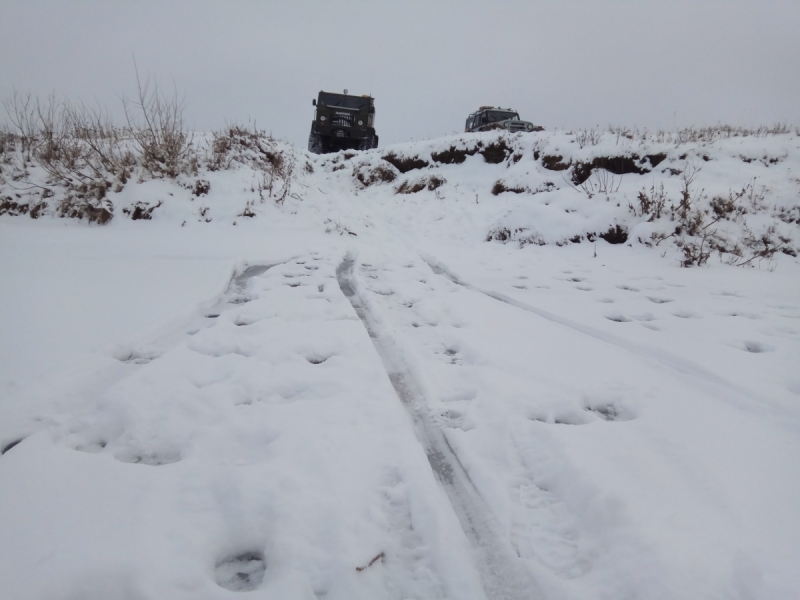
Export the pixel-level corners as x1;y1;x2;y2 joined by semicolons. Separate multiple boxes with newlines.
381;153;429;173
491;181;526;195
431;138;513;165
597;225;629;244
396;175;446;194
353;163;398;187
192;179;210;196
431;145;478;164
541;155;570;171
123;200;162;220
0;197;29;216
571;155;647;185
58;196;113;224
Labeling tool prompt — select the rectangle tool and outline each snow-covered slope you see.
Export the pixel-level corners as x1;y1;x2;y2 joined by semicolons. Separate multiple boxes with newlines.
3;127;799;265
1;129;799;600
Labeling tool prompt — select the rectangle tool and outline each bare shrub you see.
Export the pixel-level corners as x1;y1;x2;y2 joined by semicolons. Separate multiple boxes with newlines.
210;122;295;204
123;65;191;177
721;223;794;266
630;182;668;220
0;124;15;165
3;91;38;160
70;101;134;176
575;127;602;148
580;169;622;198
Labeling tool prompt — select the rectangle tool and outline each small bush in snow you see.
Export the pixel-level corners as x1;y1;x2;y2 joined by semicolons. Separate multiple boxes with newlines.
123;67;191;178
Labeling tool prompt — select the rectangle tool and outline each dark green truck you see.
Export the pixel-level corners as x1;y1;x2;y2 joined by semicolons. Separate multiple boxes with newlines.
308;90;378;154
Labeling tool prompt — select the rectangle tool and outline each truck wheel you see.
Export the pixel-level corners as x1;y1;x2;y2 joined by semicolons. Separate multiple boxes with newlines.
308;129;324;154
372;135;379;149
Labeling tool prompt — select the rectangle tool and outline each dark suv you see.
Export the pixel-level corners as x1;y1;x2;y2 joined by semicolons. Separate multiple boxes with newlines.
465;107;543;133
308;90;378;154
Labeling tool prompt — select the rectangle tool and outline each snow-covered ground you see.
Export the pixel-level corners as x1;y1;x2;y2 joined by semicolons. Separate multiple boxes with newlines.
1;129;799;599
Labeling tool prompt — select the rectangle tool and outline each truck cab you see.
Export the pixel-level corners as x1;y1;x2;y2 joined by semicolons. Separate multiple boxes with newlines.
308;90;378;154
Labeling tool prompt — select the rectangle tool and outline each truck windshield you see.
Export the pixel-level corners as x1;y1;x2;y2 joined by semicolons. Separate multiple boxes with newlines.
319;93;371;110
486;111;519;123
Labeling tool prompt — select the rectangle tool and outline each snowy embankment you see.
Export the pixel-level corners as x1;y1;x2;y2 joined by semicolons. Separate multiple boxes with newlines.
1;127;800;600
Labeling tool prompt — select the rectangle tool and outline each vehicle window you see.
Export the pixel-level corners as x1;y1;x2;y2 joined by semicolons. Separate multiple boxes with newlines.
318;92;370;110
486;111;518;123
466;116;474;130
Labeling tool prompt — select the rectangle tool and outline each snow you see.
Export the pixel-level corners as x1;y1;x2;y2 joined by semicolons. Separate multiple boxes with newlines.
1;129;799;599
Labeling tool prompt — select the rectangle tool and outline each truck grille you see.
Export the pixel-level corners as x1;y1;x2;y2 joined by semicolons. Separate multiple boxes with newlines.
332;113;353;128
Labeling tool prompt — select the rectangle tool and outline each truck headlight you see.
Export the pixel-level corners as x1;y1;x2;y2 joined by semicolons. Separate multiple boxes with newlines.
503;122;510;128
358;120;363;126
320;116;326;121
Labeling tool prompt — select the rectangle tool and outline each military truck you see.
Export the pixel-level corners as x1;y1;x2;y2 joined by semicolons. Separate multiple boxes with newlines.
308;90;378;154
465;106;543;133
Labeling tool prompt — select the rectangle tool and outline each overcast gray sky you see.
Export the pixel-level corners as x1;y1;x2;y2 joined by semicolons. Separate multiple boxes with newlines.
2;0;798;147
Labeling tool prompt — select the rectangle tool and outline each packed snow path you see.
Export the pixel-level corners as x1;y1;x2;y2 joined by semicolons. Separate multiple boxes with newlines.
337;255;538;599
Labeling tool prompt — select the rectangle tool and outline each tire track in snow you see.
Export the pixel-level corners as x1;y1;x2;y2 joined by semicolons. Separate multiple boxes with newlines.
420;254;773;413
337;255;539;600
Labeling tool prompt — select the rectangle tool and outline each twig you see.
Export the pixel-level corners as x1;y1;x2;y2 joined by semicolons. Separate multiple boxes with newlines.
356;552;385;572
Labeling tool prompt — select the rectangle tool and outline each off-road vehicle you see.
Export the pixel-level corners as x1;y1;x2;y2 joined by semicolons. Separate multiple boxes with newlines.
465;107;543;133
308;90;378;154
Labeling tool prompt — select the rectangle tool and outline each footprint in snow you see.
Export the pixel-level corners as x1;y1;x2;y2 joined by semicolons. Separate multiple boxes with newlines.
647;296;673;304
632;313;656;321
605;313;631;323
437;346;463;364
115;449;182;466
215;551;267;592
616;284;639;292
583;400;635;421
576;286;593;291
234;316;260;326
114;348;161;365
742;341;773;353
306;354;332;364
529;410;593;425
436;409;471;430
513;284;528;290
673;310;698;319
